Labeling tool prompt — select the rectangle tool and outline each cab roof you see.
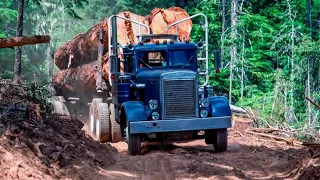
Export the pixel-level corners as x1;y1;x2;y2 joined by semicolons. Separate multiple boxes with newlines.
133;42;197;51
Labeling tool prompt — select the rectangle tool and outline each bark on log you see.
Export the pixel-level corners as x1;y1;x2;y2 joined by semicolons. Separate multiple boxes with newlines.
148;7;192;41
54;21;108;70
54;12;147;70
53;56;110;95
0;35;50;48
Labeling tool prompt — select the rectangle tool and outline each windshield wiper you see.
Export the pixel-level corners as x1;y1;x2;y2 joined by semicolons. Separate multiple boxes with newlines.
139;58;153;70
182;56;194;69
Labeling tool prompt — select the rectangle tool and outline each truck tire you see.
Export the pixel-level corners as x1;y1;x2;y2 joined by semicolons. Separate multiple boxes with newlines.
90;98;102;138
213;129;228;152
89;105;95;137
50;100;70;116
126;123;141;155
109;103;122;143
95;103;110;143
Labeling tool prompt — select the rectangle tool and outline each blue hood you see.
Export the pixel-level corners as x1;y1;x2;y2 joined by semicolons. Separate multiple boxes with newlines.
136;69;196;81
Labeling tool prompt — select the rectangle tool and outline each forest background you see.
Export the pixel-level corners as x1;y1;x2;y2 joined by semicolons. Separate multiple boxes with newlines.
0;0;319;134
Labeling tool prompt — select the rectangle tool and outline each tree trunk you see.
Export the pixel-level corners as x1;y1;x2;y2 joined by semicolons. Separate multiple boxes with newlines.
14;0;24;84
49;43;55;79
307;59;311;126
287;0;295;123
240;32;245;106
0;35;50;48
229;0;238;103
221;0;226;66
306;0;312;35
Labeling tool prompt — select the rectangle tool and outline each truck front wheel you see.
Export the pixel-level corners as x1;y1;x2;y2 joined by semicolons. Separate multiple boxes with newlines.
213;129;228;152
126;125;141;156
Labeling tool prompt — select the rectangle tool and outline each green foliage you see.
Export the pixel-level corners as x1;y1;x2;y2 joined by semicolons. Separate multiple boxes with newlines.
27;82;53;117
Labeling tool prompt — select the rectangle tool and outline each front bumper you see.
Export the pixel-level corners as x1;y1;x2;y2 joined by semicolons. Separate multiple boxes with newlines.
129;116;232;134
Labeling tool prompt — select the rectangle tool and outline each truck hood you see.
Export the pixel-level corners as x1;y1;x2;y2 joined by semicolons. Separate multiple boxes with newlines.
136;69;196;81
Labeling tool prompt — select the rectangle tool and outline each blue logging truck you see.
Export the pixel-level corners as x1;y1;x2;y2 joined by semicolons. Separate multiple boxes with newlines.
88;13;232;155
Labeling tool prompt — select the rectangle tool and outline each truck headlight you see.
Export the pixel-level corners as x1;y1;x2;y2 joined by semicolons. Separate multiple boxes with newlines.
149;100;158;110
200;109;208;118
151;112;160;120
200;98;210;107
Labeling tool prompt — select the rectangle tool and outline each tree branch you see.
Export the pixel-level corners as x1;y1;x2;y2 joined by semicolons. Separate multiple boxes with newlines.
0;35;50;48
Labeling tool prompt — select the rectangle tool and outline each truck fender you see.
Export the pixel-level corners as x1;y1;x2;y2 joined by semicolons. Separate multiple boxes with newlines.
120;101;148;126
208;96;232;117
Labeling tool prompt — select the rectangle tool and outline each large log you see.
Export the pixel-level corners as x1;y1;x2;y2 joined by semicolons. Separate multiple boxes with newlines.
53;56;110;95
54;12;147;70
0;35;50;48
54;21;108;70
148;7;192;41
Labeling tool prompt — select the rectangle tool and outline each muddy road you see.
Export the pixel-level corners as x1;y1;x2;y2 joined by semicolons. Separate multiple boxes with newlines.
81;117;317;180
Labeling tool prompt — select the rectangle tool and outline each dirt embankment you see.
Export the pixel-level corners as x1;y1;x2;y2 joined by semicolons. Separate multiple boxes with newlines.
0;116;117;179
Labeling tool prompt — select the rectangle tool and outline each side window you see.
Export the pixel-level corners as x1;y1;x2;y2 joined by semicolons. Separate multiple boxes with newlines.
139;51;167;68
124;53;134;72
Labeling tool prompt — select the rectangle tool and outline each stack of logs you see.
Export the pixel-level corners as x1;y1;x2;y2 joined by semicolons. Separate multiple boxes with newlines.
53;7;193;95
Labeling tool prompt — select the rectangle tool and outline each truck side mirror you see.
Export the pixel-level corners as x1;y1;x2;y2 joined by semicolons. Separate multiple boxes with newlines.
213;49;221;69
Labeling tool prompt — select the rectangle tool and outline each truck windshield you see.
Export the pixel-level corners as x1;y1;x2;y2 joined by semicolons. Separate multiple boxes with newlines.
169;50;196;68
137;51;167;69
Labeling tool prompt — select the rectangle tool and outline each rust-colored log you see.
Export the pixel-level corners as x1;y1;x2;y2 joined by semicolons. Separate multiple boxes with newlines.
54;21;108;70
54;12;147;70
148;7;192;41
53;56;109;95
53;54;126;95
0;35;50;48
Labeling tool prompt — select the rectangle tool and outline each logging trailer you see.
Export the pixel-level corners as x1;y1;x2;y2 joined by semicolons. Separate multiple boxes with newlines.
76;13;232;155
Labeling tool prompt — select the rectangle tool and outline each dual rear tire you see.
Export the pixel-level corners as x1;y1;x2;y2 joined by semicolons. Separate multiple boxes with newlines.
89;100;140;155
89;100;122;143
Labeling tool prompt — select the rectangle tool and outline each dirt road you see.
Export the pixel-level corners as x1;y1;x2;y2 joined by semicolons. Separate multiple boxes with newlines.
81;117;318;180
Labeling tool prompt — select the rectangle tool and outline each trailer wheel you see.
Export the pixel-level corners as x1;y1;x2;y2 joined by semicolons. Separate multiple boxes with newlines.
90;98;102;138
126;122;141;155
89;105;95;137
109;103;122;143
50;100;70;116
213;129;228;152
95;103;110;143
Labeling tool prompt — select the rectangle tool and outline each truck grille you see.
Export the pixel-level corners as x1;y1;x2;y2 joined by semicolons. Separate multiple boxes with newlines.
164;79;196;119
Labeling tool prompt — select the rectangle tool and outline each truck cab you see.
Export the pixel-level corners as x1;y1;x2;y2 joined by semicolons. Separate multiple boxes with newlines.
89;14;232;155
